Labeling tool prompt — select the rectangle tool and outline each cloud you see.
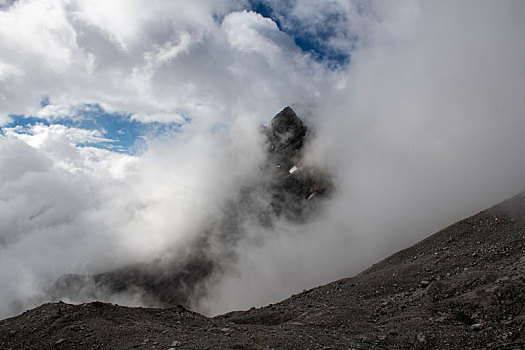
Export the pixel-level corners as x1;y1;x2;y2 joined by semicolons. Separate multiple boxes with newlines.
223;10;295;54
0;134;133;312
0;110;268;317
35;104;98;122
0;0;339;129
200;0;525;314
5;123;116;152
1;0;525;319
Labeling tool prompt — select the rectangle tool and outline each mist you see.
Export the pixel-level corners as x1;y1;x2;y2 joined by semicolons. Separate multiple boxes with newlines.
1;1;525;318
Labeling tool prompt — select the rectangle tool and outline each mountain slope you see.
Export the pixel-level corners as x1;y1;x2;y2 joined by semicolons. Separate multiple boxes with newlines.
221;191;525;348
1;191;524;349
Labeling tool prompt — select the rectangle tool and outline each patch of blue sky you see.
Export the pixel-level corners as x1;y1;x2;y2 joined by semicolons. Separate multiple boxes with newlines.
248;0;352;67
2;103;186;155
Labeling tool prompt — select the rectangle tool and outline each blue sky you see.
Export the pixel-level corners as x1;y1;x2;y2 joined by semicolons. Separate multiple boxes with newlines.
2;103;186;154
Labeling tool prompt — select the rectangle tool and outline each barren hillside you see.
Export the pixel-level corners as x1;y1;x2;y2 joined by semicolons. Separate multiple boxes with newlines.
1;191;524;349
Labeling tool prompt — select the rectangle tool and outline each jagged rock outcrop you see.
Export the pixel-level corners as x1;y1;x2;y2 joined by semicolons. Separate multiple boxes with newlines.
264;106;306;166
48;107;333;309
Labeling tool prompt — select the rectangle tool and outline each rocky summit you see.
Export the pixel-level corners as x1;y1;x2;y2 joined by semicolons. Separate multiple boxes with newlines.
45;107;333;311
0;108;524;349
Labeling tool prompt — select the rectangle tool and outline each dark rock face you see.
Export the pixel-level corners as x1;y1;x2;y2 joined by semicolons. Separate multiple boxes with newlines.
264;106;307;167
50;253;215;307
47;107;333;309
263;107;332;218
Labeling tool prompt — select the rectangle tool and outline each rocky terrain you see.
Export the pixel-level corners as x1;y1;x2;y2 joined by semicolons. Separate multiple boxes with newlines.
1;189;524;349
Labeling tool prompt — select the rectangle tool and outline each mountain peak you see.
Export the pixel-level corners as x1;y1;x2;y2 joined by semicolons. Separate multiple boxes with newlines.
265;107;307;162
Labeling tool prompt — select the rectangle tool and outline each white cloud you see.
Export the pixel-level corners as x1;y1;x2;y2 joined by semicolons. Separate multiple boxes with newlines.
0;109;268;317
0;0;337;126
223;10;294;54
35;103;103;121
4;123;115;148
0;134;135;311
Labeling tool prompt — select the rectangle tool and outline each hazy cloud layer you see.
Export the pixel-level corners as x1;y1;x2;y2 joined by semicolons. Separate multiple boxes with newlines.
1;0;525;317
